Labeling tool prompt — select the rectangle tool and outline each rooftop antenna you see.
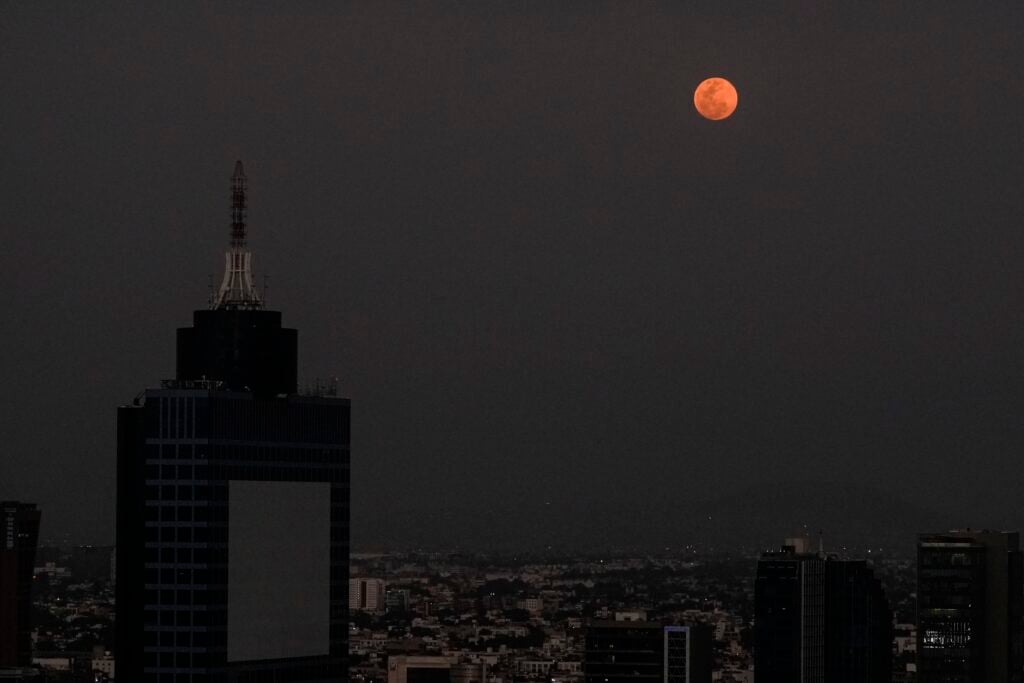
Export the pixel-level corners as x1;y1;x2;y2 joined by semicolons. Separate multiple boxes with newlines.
231;160;247;248
212;160;264;310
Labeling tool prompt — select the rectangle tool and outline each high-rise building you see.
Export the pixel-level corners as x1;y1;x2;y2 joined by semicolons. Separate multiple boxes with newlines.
0;502;41;668
754;538;892;683
349;578;386;612
823;558;893;682
917;530;1023;683
116;162;350;683
583;615;712;683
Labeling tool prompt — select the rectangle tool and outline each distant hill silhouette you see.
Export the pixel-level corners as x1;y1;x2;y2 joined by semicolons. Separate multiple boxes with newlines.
354;480;972;555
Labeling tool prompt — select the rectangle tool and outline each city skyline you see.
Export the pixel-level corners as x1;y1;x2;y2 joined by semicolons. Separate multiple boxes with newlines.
5;3;1024;551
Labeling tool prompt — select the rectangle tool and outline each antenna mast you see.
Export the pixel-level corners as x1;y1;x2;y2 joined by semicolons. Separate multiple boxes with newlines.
212;160;263;310
231;160;247;247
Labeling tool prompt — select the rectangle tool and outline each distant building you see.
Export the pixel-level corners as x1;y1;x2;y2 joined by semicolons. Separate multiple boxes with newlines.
387;656;482;683
450;662;488;683
917;530;1023;683
386;588;411;613
91;650;115;680
0;502;41;669
350;578;386;612
583;619;712;683
517;597;544;614
613;610;648;622
517;659;554;677
754;538;892;683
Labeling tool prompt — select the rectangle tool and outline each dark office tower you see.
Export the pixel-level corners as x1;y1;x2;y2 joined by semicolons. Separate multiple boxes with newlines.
754;538;892;683
755;540;825;683
0;502;41;668
583;616;712;683
917;530;1023;683
824;560;893;683
116;162;350;683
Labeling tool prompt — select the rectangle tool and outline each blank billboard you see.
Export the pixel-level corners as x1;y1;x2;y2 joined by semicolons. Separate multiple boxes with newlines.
227;480;331;662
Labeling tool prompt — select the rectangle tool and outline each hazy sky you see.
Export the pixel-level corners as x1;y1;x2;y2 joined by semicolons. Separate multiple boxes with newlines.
3;2;1024;547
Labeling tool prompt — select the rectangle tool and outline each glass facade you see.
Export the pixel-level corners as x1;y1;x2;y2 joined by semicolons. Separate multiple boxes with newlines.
663;627;690;683
118;390;350;683
917;532;1023;683
583;621;710;683
755;548;892;683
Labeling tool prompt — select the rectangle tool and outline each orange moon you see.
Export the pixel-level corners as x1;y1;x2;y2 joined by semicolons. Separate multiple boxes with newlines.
694;77;738;120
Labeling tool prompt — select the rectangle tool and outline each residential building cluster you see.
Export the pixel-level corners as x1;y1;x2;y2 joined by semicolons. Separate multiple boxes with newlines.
347;551;764;683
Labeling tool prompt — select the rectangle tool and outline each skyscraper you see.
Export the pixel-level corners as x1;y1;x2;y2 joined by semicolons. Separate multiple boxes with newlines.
583;614;712;683
755;540;824;682
754;538;892;683
0;502;41;669
116;162;350;683
917;530;1023;683
823;558;893;683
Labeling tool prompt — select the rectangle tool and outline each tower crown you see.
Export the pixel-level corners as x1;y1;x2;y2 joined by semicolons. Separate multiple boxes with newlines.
213;160;263;309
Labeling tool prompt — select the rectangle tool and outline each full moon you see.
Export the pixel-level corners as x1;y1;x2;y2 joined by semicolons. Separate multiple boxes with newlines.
694;77;738;121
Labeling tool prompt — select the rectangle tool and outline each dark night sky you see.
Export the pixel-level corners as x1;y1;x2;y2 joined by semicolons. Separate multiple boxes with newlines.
4;2;1024;548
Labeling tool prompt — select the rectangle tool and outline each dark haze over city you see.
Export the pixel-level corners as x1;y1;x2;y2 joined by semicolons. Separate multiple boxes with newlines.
3;2;1024;551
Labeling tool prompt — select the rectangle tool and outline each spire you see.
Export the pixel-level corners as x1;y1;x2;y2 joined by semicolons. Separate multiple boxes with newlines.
213;160;263;310
231;160;247;247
